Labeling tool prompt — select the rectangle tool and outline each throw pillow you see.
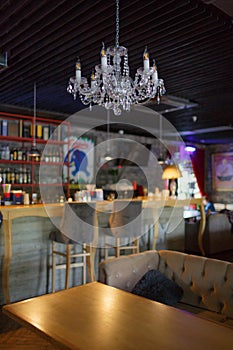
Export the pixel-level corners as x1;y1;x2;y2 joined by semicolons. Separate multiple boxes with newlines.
131;269;183;306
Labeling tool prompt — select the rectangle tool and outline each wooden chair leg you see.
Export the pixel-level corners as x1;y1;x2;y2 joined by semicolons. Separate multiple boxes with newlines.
134;238;139;253
65;245;71;289
86;244;95;282
83;245;87;284
115;238;120;257
104;236;111;260
52;241;56;293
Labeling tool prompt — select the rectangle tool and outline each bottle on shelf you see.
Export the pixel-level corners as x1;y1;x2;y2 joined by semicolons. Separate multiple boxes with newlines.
11;168;15;184
5;145;10;160
19;167;23;184
15;169;19;183
2;168;6;183
18;149;23;161
26;169;31;183
6;168;11;183
23;168;27;184
43;125;49;140
13;148;18;161
10;148;14;161
22;148;27;161
36;124;43;139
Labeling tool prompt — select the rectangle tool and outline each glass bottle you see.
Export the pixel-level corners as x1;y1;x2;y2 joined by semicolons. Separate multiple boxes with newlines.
15;169;19;183
23;168;27;184
6;168;11;183
5;146;10;160
22;148;27;161
26;169;31;183
18;149;23;161
10;148;14;161
19;167;23;184
13;148;18;161
2;168;6;183
11;168;15;184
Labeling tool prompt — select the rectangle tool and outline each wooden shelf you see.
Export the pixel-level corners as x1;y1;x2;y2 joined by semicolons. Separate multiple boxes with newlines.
0;112;71;198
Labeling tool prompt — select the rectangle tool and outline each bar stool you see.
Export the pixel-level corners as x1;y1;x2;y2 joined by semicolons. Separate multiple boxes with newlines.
50;202;97;292
103;200;142;259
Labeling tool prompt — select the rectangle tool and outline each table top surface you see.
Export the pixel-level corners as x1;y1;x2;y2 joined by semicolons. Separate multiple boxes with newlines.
3;282;233;350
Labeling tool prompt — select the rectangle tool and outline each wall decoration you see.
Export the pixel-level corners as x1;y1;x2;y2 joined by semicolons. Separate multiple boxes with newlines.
63;136;95;184
212;152;233;191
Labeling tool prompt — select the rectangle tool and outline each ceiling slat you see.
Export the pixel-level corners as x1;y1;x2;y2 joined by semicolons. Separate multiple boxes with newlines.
0;0;233;145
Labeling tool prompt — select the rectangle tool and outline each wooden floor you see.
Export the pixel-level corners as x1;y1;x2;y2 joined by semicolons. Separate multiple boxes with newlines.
1;249;233;349
0;306;58;349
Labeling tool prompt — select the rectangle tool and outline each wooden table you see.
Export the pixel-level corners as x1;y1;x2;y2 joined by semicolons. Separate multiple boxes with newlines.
1;197;205;304
3;282;233;350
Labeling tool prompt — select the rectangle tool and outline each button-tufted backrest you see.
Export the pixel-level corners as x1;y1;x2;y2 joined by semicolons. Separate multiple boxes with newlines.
158;250;233;318
99;250;159;292
99;250;233;318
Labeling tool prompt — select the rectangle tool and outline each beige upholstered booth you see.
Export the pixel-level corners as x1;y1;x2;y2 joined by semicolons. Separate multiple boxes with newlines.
99;250;233;328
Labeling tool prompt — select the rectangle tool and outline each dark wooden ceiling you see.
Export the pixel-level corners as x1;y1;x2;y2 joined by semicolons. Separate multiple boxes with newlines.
0;0;233;145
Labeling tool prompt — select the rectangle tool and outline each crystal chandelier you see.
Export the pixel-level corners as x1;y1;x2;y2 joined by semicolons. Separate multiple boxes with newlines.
67;0;165;116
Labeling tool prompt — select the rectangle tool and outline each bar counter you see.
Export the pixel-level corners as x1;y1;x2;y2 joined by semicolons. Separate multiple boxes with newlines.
0;197;205;304
1;203;64;304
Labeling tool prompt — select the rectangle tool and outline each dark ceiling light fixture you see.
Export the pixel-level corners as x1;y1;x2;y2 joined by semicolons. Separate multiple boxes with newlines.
28;83;40;157
67;0;165;116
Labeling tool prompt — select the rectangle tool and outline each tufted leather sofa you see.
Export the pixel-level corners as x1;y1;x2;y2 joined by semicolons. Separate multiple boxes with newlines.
99;250;233;328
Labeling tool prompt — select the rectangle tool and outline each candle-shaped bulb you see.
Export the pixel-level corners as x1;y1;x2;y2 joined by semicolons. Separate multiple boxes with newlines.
101;42;106;57
91;69;96;90
153;59;157;70
76;57;81;83
101;42;107;71
143;46;150;71
76;57;81;69
152;59;158;82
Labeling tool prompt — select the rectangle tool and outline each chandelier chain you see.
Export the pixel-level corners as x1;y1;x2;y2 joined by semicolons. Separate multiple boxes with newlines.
115;0;119;48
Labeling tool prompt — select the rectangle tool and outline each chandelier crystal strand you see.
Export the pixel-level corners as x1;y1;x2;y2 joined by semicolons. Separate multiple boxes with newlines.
67;0;165;115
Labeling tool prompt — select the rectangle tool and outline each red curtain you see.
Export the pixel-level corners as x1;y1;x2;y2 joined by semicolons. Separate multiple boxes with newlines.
190;148;205;196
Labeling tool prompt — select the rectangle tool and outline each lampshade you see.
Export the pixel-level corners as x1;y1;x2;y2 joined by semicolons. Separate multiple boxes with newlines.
162;164;182;180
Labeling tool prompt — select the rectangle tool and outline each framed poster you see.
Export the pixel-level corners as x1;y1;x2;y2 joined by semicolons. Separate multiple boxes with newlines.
212;152;233;191
63;136;95;184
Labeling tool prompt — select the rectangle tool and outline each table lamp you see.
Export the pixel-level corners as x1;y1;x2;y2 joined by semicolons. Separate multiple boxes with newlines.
162;164;182;197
